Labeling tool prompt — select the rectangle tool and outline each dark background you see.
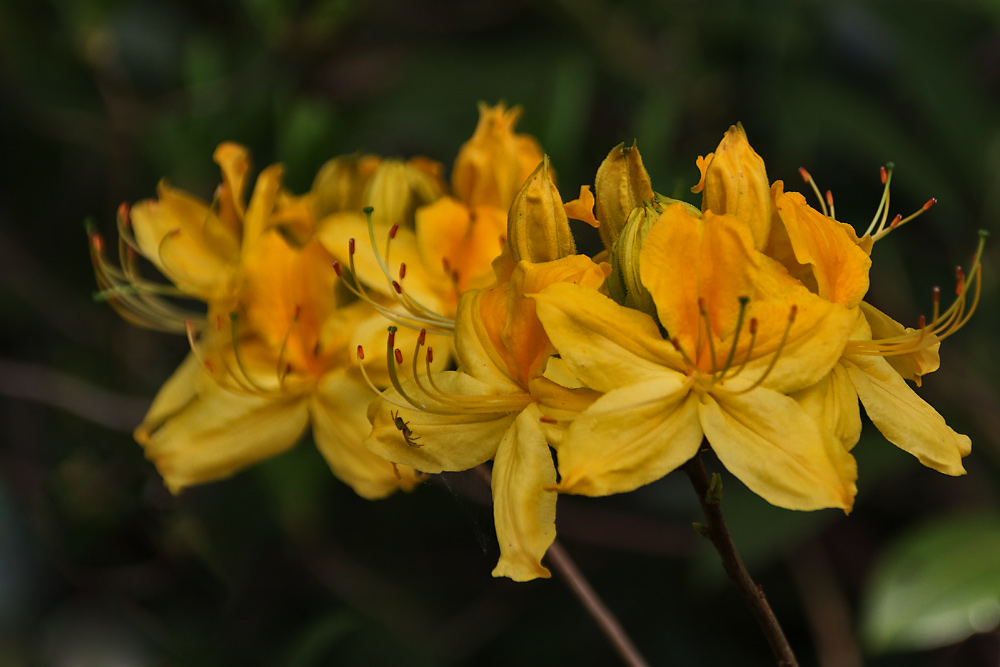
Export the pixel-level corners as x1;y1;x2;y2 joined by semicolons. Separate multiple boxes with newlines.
1;0;999;664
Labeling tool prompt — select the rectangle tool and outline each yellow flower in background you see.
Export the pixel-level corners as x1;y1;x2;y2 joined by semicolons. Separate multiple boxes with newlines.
318;103;545;319
136;229;427;498
364;161;608;580
88;143;289;331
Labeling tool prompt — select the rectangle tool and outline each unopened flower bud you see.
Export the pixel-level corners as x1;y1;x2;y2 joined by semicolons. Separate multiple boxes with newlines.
595;141;654;251
311;154;381;218
365;158;444;228
506;157;575;265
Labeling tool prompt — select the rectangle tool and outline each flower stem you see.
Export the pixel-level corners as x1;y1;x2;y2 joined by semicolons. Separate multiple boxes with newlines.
471;465;648;667
682;453;799;667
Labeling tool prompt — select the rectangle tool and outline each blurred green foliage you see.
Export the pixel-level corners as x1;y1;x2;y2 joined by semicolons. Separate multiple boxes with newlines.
1;0;999;665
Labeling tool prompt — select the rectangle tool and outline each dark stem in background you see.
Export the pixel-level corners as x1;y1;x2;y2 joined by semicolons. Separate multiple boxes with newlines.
471;465;649;667
682;453;799;667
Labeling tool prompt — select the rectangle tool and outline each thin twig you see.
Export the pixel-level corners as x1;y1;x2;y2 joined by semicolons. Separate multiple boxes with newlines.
471;465;649;667
683;454;799;667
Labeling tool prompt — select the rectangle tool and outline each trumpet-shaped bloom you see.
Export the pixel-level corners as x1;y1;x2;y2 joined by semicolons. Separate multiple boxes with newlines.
89;143;291;331
364;254;609;580
135;229;427;498
318;104;544;319
534;202;859;511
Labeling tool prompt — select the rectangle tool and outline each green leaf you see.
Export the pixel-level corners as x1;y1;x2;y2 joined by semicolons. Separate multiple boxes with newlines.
861;514;1000;654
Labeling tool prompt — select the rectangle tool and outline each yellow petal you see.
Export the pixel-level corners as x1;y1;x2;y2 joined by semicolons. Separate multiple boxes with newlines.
136;375;309;494
640;205;758;351
698;124;772;251
490;404;557;581
555;376;703;496
860;301;940;385
791;363;863;451
532;282;683;393
364;371;518;473
504;256;610;387
844;355;970;475
773;188;872;307
563;185;599;228
130;188;237;300
311;371;420;499
700;388;857;511
415;197;507;294
456;288;523;390
213;142;250;230
135;352;204;441
241;164;284;257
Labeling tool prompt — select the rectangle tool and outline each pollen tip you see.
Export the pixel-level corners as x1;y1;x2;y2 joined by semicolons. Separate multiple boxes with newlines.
890;213;902;228
418;329;426;346
215;314;224;330
749;318;759;334
389;223;399;239
392;280;402;294
932;286;941;302
825;190;834;207
357;345;365;360
332;260;342;276
798;167;810;182
539;416;558;424
880;166;888;184
292;305;301;320
394;348;403;364
399;263;407;279
917;314;926;329
117;202;131;225
426;347;434;363
922;198;937;211
348;238;356;255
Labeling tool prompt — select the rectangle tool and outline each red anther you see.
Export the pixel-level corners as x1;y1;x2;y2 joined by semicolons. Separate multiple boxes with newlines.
880;166;888;184
284;363;293;377
889;214;902;228
789;305;799;320
426;347;434;363
932;286;941;302
917;315;926;329
332;261;342;276
922;198;937;211
204;360;215;374
442;257;451;272
389;223;399;239
825;190;834;208
185;319;195;333
749;318;759;334
215;314;224;330
697;296;707;313
348;238;356;255
392;280;402;294
293;305;301;320
539;416;558;424
451;270;460;283
387;329;396;347
394;348;403;364
798;167;811;183
418;329;426;346
499;235;506;246
126;246;137;262
357;345;365;360
956;266;966;295
92;234;104;253
399;263;407;279
117;202;131;225
669;337;681;350
313;341;321;356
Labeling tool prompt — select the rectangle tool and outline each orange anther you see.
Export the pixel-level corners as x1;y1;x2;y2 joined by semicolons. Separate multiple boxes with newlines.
389;223;399;239
392;280;402;294
880;166;888;184
922;198;937;211
426;348;434;363
348;238;356;254
357;345;365;360
394;348;403;364
399;263;406;279
539;416;558;424
332;261;342;276
418;329;426;346
798;167;811;183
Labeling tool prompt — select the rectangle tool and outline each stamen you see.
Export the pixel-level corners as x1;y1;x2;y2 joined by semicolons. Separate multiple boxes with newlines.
698;298;718;372
799;167;829;217
733;305;797;394
864;162;894;238
228;312;269;393
399;263;407;280
825;190;835;220
540;416;559;424
717;297;750;378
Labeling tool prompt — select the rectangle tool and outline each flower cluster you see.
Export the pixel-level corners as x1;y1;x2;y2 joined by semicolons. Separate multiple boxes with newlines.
91;110;982;582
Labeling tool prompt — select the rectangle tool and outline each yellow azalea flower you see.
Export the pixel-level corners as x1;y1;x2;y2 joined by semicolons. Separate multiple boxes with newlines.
89;143;297;331
363;162;608;580
318;103;544;320
772;162;980;472
135;228;427;498
534;201;859;511
364;254;608;580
